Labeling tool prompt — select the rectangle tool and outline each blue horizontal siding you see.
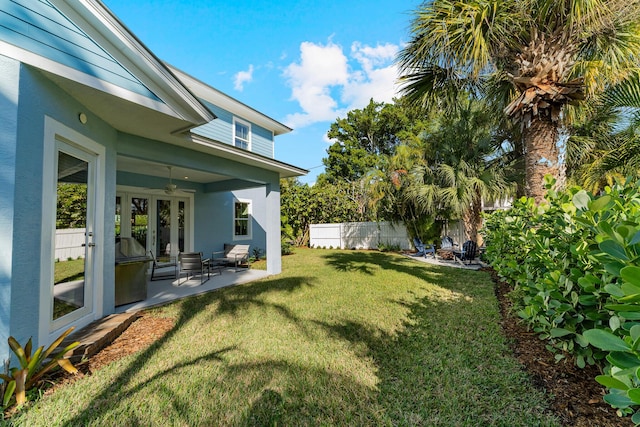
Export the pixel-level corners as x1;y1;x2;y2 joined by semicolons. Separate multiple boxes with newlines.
0;0;159;100
251;125;273;158
192;100;274;158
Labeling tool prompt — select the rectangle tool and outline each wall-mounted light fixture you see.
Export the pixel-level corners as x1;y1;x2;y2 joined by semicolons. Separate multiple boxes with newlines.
78;113;87;124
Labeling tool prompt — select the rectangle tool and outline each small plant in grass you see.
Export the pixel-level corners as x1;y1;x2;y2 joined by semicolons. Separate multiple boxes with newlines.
0;327;79;408
378;242;401;252
251;247;262;261
281;240;293;255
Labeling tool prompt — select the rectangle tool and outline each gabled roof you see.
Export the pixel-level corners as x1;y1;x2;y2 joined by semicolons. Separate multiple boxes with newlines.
50;0;214;124
0;0;214;137
169;65;292;136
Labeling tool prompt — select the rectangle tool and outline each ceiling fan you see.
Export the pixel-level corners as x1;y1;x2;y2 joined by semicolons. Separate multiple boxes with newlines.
161;166;195;195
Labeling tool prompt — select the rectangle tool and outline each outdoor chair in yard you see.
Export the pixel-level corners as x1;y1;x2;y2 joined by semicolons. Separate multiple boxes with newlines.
412;237;436;258
212;244;250;272
452;240;478;265
150;251;177;281
436;236;456;260
177;252;210;285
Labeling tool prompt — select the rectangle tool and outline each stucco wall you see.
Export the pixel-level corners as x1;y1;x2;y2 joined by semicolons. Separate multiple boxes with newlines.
194;187;269;260
0;55;20;360
11;66;118;347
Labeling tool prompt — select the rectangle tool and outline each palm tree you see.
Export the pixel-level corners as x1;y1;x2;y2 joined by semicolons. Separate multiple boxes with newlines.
567;71;640;191
397;0;640;203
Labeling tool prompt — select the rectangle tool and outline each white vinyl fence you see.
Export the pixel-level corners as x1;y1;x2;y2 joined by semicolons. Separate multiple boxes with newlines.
55;228;86;261
309;222;412;250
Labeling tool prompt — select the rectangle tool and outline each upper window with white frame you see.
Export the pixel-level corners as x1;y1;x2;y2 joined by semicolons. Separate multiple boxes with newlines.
234;199;251;239
233;118;251;150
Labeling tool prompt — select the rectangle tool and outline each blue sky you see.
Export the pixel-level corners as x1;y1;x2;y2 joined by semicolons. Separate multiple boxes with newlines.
102;0;419;183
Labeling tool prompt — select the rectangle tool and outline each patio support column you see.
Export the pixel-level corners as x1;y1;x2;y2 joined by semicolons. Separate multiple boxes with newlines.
265;181;281;274
0;55;20;362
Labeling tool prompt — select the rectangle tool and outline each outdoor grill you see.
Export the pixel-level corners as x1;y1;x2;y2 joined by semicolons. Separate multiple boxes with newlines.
115;237;152;306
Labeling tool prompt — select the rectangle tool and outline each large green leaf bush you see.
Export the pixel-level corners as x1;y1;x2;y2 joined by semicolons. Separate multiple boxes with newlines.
483;177;640;421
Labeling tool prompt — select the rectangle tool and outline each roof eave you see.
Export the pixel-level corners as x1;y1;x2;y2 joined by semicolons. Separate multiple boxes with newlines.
189;134;307;178
168;65;292;135
49;0;215;127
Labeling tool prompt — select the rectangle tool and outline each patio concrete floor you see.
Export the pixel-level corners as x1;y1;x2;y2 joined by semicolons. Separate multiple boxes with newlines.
404;253;487;270
64;267;270;359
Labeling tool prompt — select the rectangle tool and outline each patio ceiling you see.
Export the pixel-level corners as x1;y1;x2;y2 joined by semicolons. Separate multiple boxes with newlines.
117;156;227;184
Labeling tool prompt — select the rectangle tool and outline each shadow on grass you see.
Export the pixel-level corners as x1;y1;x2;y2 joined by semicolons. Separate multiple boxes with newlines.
16;251;557;426
322;250;489;297
313;298;559;426
24;275;316;426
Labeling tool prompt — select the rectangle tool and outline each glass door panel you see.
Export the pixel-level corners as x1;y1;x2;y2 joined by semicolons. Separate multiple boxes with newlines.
131;197;148;249
156;199;171;257
178;200;185;253
53;151;89;320
115;196;121;239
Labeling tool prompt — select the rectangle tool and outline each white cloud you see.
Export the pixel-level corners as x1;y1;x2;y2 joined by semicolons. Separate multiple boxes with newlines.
323;133;337;145
283;41;349;128
233;64;254;91
283;40;400;129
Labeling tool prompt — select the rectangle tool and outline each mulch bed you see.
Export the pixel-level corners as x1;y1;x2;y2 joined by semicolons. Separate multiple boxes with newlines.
490;268;633;427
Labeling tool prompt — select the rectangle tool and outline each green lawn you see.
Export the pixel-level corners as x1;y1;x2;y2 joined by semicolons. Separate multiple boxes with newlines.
14;249;558;426
54;258;84;284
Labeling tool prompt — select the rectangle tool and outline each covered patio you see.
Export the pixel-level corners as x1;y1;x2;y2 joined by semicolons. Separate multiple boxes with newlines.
115;267;270;313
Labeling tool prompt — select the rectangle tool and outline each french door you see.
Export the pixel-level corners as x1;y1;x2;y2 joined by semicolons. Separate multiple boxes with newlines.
154;198;186;258
52;147;96;323
41;117;105;345
117;193;190;259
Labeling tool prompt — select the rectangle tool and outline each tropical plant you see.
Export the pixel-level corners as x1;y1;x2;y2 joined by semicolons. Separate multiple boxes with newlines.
397;0;640;203
567;71;640;192
403;98;511;242
0;327;79;407
483;176;640;420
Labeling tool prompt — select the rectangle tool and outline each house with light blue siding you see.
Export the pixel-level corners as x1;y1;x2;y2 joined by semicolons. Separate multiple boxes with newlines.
0;0;305;360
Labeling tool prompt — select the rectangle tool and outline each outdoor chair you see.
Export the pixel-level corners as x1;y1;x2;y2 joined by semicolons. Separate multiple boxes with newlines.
212;244;250;272
436;236;457;260
177;252;210;285
452;240;478;265
150;250;177;281
441;236;455;250
412;237;436;258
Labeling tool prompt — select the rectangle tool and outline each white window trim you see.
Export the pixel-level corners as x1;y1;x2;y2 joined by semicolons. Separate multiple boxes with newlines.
232;117;251;151
233;198;252;241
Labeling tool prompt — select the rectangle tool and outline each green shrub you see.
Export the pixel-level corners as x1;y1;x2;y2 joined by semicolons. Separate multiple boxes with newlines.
281;241;293;255
483;177;640;420
377;242;401;252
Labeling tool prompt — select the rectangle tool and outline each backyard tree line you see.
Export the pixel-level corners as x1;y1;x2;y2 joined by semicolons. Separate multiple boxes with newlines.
282;0;640;247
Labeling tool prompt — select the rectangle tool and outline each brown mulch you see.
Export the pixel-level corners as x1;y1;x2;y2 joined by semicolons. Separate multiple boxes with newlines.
35;272;635;425
41;314;176;395
85;315;175;372
490;268;633;427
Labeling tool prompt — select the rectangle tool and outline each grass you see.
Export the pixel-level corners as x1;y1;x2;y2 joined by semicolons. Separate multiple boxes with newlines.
13;249;559;426
54;259;84;284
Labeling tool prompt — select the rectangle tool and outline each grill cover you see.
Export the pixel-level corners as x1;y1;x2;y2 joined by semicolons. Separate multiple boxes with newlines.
115;237;151;264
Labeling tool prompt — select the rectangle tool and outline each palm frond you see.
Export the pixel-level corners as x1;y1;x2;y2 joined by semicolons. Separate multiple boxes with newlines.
603;71;640;109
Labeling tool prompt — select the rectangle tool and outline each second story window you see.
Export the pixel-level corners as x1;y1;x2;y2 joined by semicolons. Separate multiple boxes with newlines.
233;118;251;150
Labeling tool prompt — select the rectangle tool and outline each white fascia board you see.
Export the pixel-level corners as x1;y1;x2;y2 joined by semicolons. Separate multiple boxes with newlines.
49;0;214;125
0;40;177;116
168;65;293;136
189;134;307;177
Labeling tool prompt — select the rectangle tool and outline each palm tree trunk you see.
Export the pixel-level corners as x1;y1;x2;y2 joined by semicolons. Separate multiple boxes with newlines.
523;119;561;204
462;195;482;243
